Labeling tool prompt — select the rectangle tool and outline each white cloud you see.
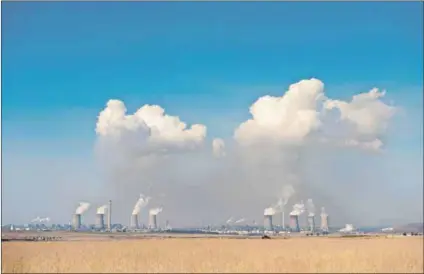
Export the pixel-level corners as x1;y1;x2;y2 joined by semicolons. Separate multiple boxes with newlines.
234;78;325;145
96;99;207;154
324;88;396;137
234;79;396;151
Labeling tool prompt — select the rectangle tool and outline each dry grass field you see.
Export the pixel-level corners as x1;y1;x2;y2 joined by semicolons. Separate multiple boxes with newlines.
2;237;423;273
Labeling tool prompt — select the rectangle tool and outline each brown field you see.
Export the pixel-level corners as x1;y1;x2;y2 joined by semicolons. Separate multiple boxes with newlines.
2;237;423;273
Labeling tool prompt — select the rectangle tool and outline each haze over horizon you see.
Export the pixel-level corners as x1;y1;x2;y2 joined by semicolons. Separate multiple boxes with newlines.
2;2;422;227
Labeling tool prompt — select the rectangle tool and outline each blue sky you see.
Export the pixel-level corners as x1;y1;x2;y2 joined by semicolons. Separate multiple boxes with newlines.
2;2;422;224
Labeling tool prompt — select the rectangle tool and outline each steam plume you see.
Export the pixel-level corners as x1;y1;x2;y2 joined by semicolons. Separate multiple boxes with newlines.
276;184;295;210
132;194;151;215
94;78;407;226
290;201;305;216
97;205;108;215
212;138;226;158
226;217;234;224
264;207;277;216
75;202;90;215
31;217;50;223
235;218;245;224
307;199;315;217
149;207;162;215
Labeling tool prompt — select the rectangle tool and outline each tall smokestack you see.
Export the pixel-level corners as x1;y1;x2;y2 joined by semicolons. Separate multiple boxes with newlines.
131;214;139;229
107;200;112;231
96;214;105;229
282;211;285;229
72;214;81;230
264;215;273;231
149;213;157;229
290;214;300;232
308;215;315;232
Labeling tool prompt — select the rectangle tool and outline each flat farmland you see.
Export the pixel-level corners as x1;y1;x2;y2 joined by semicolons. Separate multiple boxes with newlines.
2;237;423;273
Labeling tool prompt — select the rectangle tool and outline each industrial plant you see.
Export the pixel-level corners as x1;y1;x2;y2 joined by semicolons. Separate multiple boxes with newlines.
4;192;348;237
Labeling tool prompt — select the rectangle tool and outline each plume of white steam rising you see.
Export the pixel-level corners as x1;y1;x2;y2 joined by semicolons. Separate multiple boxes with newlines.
321;207;328;217
31;217;50;223
75;202;90;215
96;100;207;152
31;217;41;223
132;194;151;215
226;217;234;224
276;184;295;210
234;78;396;151
212;138;226;157
97;205;108;215
149;207;163;215
264;207;277;216
235;218;245;224
94;78;400;225
290;201;305;216
306;199;315;217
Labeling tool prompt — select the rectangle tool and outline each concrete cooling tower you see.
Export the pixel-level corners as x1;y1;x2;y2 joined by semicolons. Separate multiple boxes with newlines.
72;214;81;230
289;214;300;232
149;213;157;229
264;215;273;231
96;214;105;229
321;214;329;232
131;214;139;229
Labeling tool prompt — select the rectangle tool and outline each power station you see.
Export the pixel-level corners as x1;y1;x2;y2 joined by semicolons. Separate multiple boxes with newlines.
67;197;333;236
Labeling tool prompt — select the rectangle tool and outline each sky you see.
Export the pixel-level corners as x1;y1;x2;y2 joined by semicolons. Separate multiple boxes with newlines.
1;2;423;226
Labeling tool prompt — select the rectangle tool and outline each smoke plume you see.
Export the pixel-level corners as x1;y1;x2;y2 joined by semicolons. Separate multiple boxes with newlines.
75;202;90;215
92;78;417;227
290;202;305;216
149;207;162;215
235;218;245;224
96;205;108;215
132;194;151;215
212;138;226;158
264;207;277;216
31;217;50;223
307;199;315;217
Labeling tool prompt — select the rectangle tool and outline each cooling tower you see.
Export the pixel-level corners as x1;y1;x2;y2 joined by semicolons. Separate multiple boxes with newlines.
107;200;112;231
289;214;300;232
96;214;105;229
131;214;139;229
308;215;315;232
72;214;81;230
321;214;329;232
264;215;273;230
149;213;157;229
